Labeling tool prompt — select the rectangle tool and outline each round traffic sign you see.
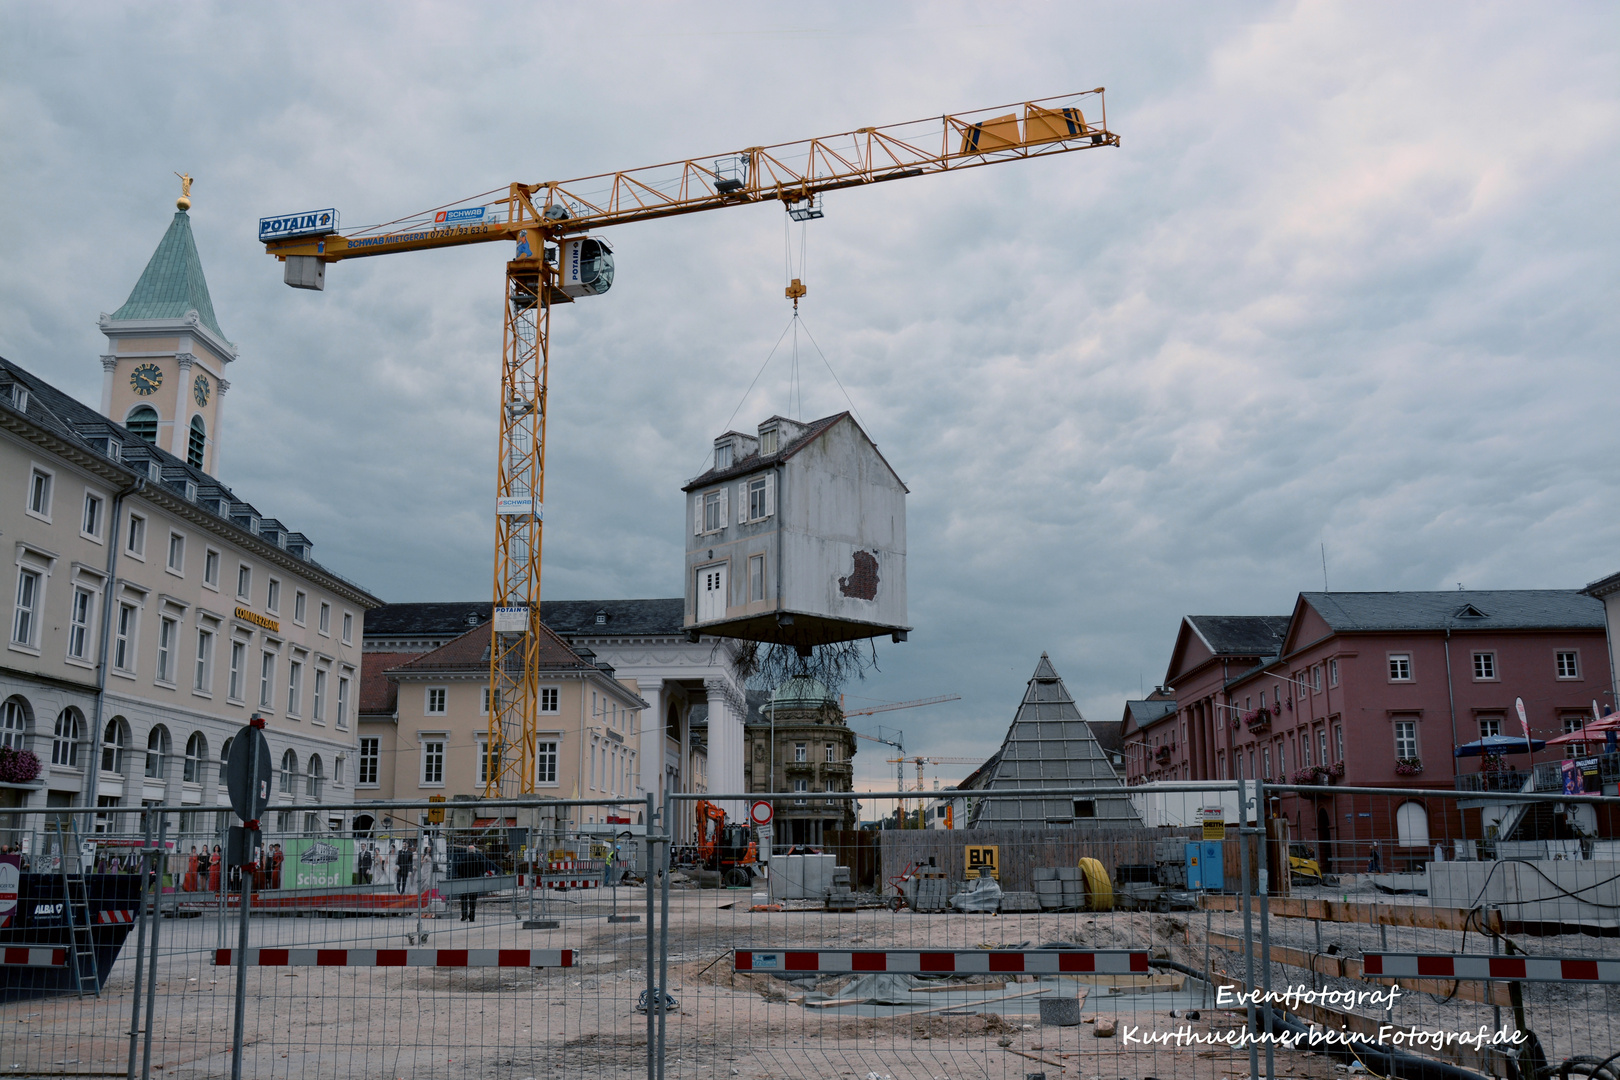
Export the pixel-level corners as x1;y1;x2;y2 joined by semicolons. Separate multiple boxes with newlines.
225;724;273;822
749;800;773;827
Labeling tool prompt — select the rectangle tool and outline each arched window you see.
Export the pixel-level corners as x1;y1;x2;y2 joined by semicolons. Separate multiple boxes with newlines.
306;754;323;799
145;725;171;779
184;732;208;783
352;813;375;837
0;696;29;750
187;415;206;469
126;405;158;443
52;707;83;767
1395;801;1430;849
218;737;233;788
280;749;298;794
102;717;129;774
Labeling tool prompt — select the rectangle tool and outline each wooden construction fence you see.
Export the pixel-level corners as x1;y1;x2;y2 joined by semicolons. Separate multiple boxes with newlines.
878;826;1181;893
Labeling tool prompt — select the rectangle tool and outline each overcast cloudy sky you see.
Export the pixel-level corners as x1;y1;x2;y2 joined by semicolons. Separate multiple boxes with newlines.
2;2;1616;788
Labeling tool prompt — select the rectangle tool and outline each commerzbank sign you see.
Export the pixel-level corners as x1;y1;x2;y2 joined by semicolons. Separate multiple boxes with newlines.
235;606;279;633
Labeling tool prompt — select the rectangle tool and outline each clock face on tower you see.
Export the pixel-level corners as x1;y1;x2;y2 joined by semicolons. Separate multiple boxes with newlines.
130;363;163;396
193;374;211;407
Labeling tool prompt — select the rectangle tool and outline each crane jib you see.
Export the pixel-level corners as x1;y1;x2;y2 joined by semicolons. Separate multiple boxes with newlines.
341;222;502;251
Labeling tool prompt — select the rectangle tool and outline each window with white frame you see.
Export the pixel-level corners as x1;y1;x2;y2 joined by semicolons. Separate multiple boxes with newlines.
113;602;138;671
184;731;206;782
341;612;352;644
11;566;43;648
1388;654;1412;681
1318;728;1329;767
336;673;350;729
702;490;723;533
266;578;280;614
53;708;81;767
1472;652;1496;680
194;626;214;692
145;726;169;779
747;475;774;521
748;554;765;602
0;698;25;750
1300;735;1312;768
826;743;838;763
259;650;275;709
1563;715;1586;734
200;549;220;590
293;590;307;625
218;738;232;787
1311;665;1321;691
420;736;446;786
101;718;126;774
536;740;558;785
312;668;326;722
1556;651;1580;679
1328;659;1339;686
126;513;145;557
1335;724;1344;762
286;659;303;715
155;615;178;684
318;602;330;635
280;749;297;794
236;564;251;601
1394;720;1418;759
1479;716;1502;738
357;737;379;786
81;491;104;540
1262;746;1271;778
793;778;808;805
166;532;185;573
589;741;597;788
539;686;558;713
333;756;344;786
425;687;447;715
794;742;807;762
306;755;322;798
228;640;245;700
27;467;52;520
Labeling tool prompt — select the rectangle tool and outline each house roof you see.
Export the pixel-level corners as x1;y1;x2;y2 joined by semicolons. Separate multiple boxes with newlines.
364;599;686;639
1123;699;1177;731
1583;571;1620;601
1187;615;1292;655
109;211;227;340
359;652;414;714
682;412;908;492
387;621;590;676
1298;591;1605;634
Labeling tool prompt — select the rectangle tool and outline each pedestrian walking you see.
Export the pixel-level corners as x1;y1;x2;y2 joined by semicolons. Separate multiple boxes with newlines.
395;842;414;895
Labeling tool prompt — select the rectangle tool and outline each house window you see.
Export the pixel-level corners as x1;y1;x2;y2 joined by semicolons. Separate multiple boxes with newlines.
218;738;232;787
794;742;807;763
1334;724;1344;763
187;415;206;468
236;564;251;601
0;699;24;750
113;602;138;671
1472;652;1496;680
260;651;275;709
266;579;280;613
184;732;206;783
714;443;732;470
760;428;778;455
536;740;558;785
1479;716;1502;738
126;513;145;557
826;743;838;763
1556;651;1580;679
280;749;297;794
1394;720;1418;759
1301;737;1312;768
703;490;722;533
1328;659;1339;687
27;467;52;519
53;708;81;767
156;616;177;684
589;741;597;788
294;591;307;624
476;736;494;786
341;612;352;644
748;554;765;602
228;641;246;700
336;675;350;728
333;757;344;786
1073;799;1096;818
539;686;559;714
126;405;157;442
421;736;445;785
167;532;185;573
312;668;326;722
203;549;219;588
287;660;303;715
1311;666;1321;691
1388;654;1412;681
144;726;169;779
82;491;103;539
193;627;214;691
1262;747;1272;779
358;737;379;786
306;755;323;799
425;687;447;715
1318;728;1329;768
319;602;331;634
11;567;42;647
101;719;126;774
793;778;808;805
749;476;772;521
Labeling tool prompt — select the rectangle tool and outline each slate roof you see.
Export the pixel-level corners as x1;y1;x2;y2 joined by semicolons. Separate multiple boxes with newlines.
364;599;686;639
0;355;376;604
1583;571;1620;601
1300;591;1605;633
1186;615;1291;656
682;413;846;490
1124;699;1177;729
109;211;227;340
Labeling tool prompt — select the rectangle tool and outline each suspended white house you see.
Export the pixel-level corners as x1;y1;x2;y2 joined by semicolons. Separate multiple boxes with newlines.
683;412;908;651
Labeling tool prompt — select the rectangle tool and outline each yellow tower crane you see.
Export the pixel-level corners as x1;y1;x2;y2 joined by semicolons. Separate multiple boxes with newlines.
261;93;1118;795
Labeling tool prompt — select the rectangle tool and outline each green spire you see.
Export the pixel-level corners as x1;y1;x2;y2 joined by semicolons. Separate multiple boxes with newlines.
110;211;227;340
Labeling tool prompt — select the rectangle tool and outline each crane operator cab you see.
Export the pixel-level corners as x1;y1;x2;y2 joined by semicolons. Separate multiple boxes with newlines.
559;237;614;298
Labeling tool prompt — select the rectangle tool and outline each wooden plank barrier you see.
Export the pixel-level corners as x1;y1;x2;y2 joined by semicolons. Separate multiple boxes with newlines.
1199;894;1502;935
1206;931;1511;1006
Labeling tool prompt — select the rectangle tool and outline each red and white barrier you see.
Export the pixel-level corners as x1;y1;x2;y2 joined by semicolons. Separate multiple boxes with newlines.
97;909;136;924
2;947;67;967
214;948;573;969
733;949;1149;975
1362;953;1620;983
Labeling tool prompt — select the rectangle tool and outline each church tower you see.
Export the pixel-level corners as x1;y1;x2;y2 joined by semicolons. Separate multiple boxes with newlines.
99;180;235;475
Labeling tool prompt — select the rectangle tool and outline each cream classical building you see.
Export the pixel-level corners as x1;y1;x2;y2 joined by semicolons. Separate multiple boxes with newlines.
0;197;381;848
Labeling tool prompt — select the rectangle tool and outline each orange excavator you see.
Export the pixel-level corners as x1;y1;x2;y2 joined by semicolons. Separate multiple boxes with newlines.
693;800;758;888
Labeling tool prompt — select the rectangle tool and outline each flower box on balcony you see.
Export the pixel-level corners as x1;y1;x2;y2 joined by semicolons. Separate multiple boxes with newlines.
1394;757;1423;776
0;746;41;784
1244;708;1272;734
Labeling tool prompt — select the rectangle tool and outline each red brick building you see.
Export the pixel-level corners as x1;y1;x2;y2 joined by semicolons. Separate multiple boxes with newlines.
1125;591;1612;868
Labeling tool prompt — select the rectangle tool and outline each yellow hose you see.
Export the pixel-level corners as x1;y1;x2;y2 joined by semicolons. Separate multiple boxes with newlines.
1078;857;1112;911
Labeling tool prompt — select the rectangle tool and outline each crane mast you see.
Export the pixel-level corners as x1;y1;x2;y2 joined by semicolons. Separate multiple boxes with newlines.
263;93;1117;796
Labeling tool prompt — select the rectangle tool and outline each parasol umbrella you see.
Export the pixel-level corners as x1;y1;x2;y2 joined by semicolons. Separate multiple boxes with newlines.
1453;734;1546;757
1545;717;1620;747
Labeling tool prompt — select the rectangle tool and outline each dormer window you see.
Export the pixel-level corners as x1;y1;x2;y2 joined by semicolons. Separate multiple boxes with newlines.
595;609;608;625
714;442;733;470
760;427;778;455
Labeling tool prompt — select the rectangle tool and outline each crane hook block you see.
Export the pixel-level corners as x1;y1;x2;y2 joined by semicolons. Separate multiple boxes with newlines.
785;278;807;302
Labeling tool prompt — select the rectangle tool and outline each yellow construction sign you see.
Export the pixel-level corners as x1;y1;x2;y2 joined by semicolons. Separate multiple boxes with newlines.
426;795;446;824
964;845;1000;881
